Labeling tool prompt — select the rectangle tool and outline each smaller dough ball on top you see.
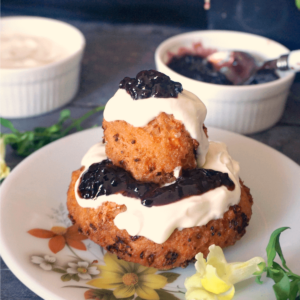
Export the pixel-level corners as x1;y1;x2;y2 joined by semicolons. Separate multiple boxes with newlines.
103;70;208;184
103;113;202;184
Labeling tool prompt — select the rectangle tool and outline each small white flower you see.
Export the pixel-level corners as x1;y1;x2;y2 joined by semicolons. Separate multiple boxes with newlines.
0;137;10;180
67;261;100;280
31;255;56;271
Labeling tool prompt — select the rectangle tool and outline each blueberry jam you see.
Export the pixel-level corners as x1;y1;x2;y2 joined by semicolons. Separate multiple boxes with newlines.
167;54;279;85
78;160;235;207
119;70;183;100
168;55;233;85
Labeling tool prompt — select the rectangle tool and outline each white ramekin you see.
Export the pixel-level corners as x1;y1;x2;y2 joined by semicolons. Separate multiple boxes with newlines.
0;16;86;118
155;30;295;134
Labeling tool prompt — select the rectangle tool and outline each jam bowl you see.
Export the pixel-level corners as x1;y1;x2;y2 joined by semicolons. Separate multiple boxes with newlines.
155;30;295;134
0;16;86;118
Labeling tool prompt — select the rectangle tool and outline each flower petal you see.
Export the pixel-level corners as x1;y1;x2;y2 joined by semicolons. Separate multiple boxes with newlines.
79;273;92;280
113;284;135;298
98;269;123;282
28;229;55;238
87;276;123;289
136;283;159;300
207;245;227;264
84;289;97;300
0;157;10;180
227;257;265;284
101;253;130;274
88;266;100;275
67;268;78;274
31;256;44;264
44;255;56;263
136;264;158;276
206;245;227;278
51;226;67;235
68;262;79;268
139;274;167;289
195;252;206;276
185;287;216;300
49;235;65;254
201;265;232;295
218;286;235;300
66;224;88;241
184;273;203;290
40;262;52;271
78;261;89;268
66;238;87;251
0;138;10;180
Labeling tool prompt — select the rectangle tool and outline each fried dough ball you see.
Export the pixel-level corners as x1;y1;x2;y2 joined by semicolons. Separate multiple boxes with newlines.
67;168;253;270
103;113;207;184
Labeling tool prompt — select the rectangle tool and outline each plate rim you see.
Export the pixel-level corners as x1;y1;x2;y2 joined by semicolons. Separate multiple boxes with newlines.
1;126;299;300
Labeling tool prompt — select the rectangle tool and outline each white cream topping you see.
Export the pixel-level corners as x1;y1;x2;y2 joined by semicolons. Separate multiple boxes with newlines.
75;141;241;244
0;32;67;69
103;88;209;167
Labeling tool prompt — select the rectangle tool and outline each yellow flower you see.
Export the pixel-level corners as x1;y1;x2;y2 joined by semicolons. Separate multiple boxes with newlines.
0;137;10;180
185;245;265;300
87;253;167;300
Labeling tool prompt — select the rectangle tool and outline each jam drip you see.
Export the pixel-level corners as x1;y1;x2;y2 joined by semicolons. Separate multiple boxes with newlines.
119;70;183;100
78;160;158;200
78;160;235;207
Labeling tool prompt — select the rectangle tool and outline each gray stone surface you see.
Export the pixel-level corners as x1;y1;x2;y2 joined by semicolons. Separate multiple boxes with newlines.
1;20;300;300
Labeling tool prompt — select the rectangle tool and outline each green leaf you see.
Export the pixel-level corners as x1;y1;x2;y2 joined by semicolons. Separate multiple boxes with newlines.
0;118;19;133
254;262;267;284
52;268;67;274
61;274;72;282
159;272;181;283
266;227;290;269
90;288;133;300
58;109;71;123
254;227;300;300
290;279;300;300
272;262;287;273
267;267;285;284
1;106;104;158
61;106;105;136
296;0;300;10
255;275;264;284
156;289;181;300
253;262;266;276
273;272;290;300
72;274;80;282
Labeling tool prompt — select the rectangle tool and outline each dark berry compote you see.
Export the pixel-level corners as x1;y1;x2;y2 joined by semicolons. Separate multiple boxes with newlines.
119;70;183;99
167;54;279;85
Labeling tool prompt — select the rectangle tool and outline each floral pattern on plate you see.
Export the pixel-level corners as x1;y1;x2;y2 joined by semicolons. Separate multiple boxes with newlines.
27;204;185;300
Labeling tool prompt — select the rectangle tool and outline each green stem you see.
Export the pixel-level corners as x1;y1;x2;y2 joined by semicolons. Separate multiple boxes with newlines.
61;106;105;135
287;272;300;279
66;243;85;261
162;288;185;294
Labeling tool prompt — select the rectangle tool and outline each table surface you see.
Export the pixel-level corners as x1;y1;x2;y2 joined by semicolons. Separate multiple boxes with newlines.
1;20;300;300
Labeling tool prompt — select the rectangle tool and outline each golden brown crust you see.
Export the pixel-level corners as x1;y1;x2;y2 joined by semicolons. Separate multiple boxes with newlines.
67;168;253;270
102;113;204;184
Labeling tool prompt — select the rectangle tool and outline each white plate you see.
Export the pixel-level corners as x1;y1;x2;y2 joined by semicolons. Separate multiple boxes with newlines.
1;127;299;300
